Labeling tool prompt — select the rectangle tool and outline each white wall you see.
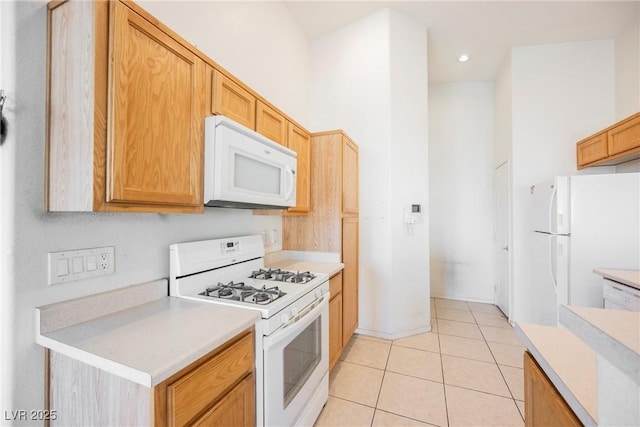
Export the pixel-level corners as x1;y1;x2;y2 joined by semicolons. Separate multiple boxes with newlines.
614;10;640;120
494;56;513;168
309;9;430;339
429;82;495;303
0;1;307;421
388;11;430;334
510;40;615;324
140;1;310;125
613;11;640;174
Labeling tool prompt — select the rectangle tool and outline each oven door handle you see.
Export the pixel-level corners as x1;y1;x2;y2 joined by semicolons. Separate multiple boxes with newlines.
263;296;328;350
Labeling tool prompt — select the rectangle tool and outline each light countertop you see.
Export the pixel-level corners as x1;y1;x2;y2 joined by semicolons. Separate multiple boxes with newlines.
593;268;640;290
516;323;598;426
36;281;260;387
265;250;344;277
559;305;639;383
518;306;640;427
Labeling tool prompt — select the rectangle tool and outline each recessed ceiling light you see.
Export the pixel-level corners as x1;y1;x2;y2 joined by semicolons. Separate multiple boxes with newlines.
458;54;470;62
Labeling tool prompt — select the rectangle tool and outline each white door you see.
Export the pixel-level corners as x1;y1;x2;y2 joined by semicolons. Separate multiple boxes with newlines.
494;162;511;318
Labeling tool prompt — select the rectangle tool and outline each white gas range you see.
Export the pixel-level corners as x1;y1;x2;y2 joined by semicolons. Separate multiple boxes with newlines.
169;235;329;427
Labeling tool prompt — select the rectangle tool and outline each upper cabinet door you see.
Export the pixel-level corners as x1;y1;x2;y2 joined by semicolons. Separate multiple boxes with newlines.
212;69;256;129
109;2;204;207
287;123;311;213
256;101;287;146
607;114;640;156
342;137;359;214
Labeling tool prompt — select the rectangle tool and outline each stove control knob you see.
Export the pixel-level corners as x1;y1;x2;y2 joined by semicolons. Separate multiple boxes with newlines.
315;289;323;298
291;306;299;317
281;313;290;323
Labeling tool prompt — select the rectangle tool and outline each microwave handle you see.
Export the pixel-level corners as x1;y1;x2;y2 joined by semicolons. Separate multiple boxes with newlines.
285;166;295;200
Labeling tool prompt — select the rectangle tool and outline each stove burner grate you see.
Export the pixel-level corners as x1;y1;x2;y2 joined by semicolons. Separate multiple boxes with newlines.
249;268;316;284
200;281;286;305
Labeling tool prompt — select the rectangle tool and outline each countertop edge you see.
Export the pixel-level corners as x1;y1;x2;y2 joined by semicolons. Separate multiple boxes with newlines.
559;306;640;385
515;323;597;427
37;334;152;387
593;268;640;290
36;297;261;387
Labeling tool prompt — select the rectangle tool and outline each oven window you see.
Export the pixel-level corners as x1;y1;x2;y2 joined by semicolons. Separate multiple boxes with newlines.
283;316;321;407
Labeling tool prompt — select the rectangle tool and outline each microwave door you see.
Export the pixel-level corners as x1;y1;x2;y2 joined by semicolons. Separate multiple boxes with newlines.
219;141;296;207
204;115;297;208
234;152;282;193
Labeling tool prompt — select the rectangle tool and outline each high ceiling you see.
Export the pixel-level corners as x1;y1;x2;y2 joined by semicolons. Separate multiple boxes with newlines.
284;1;639;82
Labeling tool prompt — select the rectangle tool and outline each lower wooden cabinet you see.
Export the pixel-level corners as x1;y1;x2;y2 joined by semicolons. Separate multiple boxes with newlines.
156;329;255;426
47;328;255;426
328;272;344;371
342;217;359;345
192;375;255;427
524;351;581;427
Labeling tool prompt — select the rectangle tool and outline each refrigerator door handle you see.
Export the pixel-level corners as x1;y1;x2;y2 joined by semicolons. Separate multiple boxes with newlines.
548;184;558;234
549;235;558;294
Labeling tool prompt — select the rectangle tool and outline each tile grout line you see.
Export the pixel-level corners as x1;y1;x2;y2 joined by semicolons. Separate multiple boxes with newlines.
434;299;451;427
369;334;394;426
474;305;525;422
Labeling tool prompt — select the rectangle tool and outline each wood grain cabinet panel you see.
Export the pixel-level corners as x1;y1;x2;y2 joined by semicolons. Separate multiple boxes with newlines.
328;272;343;371
524;351;582;427
192;375;255;427
577;133;607;168
46;0;206;213
342;217;359;345
608;114;640;156
47;328;255;427
283;131;359;358
165;332;253;427
109;1;203;207
287;123;311;213
256;101;287;145
576;112;640;169
212;69;256;129
342;137;359;214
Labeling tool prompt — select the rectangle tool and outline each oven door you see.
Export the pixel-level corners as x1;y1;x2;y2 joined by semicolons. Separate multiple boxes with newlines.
263;296;329;427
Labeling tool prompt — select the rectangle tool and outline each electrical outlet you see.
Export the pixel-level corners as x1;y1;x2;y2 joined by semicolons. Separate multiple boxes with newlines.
48;246;115;285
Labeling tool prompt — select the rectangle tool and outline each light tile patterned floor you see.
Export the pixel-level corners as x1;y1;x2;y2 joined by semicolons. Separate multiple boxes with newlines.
314;298;526;427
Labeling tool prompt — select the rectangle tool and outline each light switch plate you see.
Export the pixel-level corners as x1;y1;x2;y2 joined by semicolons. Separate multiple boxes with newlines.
48;246;115;285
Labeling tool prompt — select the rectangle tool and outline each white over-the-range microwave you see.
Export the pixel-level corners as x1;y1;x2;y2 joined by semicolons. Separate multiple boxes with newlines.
204;115;297;209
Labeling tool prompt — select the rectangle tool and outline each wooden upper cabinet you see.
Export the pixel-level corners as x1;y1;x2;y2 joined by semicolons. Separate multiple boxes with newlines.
577;112;640;169
577;132;608;168
608;114;640;156
47;0;205;213
212;69;256;129
342;137;359;214
256;101;287;145
109;1;204;207
287;122;311;213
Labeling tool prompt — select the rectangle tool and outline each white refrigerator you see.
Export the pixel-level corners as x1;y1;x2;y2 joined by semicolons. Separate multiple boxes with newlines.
530;172;640;326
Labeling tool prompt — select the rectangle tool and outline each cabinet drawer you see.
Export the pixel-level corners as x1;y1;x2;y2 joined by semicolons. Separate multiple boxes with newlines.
577;132;607;167
167;332;254;427
329;272;343;297
608;114;640;156
192;374;255;427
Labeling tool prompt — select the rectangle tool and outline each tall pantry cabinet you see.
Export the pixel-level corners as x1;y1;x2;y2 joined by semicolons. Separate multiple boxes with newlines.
283;131;359;370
